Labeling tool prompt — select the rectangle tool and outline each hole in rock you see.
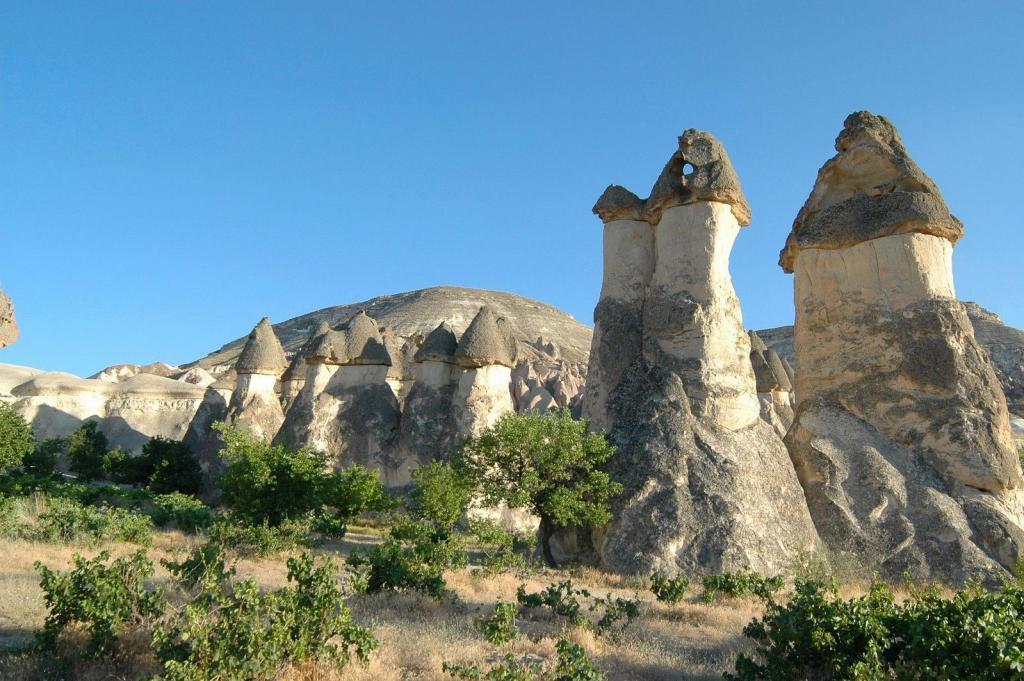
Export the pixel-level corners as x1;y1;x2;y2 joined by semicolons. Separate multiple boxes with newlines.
682;162;696;179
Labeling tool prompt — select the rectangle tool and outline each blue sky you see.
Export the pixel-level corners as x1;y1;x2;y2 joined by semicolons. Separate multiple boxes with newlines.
2;2;1022;376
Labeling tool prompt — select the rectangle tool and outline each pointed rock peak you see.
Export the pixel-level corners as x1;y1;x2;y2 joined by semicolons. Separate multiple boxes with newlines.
780;110;963;272
415;322;459;364
455;306;516;368
594;130;750;227
593;185;644;223
236;317;287;375
748;331;768;354
341;310;391;366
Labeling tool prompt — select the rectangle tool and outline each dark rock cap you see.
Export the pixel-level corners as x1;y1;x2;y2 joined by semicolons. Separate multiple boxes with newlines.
235;318;288;375
779;111;963;272
455;306;517;368
414;322;459;364
593;129;751;227
341;311;392;366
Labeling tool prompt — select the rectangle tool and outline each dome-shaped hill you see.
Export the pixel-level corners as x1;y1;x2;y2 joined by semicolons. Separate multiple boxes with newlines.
188;286;594;369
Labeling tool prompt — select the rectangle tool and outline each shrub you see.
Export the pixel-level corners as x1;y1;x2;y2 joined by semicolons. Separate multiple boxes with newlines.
475;599;519;645
347;516;466;600
153;552;375;681
516;580;590;625
162;542;235;590
650;571;689;604
0;401;34;473
208;515;311;557
34;497;153;545
455;409;621;566
318;463;394;535
727;578;1024;679
215;423;329;526
66;421;109;481
590;593;641;635
702;570;784;604
142;437;202;495
151;492;214;533
34;550;164;658
470;518;539;576
0;493;21;538
22;438;63;476
408;460;474;531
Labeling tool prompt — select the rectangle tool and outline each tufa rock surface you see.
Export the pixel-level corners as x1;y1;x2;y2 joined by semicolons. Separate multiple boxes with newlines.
0;289;17;348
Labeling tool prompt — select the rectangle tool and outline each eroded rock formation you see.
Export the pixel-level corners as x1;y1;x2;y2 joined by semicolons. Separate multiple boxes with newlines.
397;322;461;469
782;111;1024;583
453;306;517;437
0;289;18;348
749;331;794;438
586;130;820;575
223;317;288;441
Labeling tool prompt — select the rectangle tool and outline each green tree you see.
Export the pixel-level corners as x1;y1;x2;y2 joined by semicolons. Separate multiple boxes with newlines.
408;460;474;532
67;421;109;480
142;437;202;495
455;409;621;566
215;423;328;526
0;402;34;473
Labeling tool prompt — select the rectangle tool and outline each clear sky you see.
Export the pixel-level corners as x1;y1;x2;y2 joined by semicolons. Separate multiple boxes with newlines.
2;2;1022;376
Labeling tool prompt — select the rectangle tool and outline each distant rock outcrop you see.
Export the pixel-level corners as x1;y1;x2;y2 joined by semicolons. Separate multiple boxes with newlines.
0;289;18;348
584;130;820;576
453;306;518;438
781;111;1024;584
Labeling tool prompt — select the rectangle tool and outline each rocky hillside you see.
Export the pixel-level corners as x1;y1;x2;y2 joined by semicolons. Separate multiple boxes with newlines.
756;302;1024;417
188;286;594;370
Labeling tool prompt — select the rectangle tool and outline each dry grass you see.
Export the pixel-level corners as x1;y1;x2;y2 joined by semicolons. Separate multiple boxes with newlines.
0;529;764;680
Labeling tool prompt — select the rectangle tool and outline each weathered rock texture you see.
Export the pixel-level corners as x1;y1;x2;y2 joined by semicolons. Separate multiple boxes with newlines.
0;289;17;348
586;130;820;576
749;331;794;438
782;111;1024;583
275;312;403;483
397;323;461;469
223;318;287;441
453;307;517;437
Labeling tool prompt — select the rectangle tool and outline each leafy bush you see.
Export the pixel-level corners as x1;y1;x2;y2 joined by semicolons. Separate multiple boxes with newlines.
0;401;35;473
347;516;466;600
475;599;519;646
151;492;214;533
589;593;641;635
215;423;329;526
66;421;109;481
34;550;165;658
141;437;203;495
208;515;311;557
455;409;621;566
702;570;784;604
516;580;590;625
22;438;63;476
728;578;1024;680
650;571;689;604
470;518;539;576
0;493;21;538
443;638;604;680
408;460;474;531
34;497;153;545
162;542;235;590
153;552;375;681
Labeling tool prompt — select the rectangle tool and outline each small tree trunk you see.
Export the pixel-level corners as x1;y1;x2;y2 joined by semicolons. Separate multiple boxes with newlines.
539;517;557;567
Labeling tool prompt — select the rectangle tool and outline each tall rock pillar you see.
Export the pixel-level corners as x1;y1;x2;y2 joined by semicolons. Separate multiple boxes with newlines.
0;289;18;348
585;130;820;576
453;306;517;437
782;111;1024;582
225;317;288;441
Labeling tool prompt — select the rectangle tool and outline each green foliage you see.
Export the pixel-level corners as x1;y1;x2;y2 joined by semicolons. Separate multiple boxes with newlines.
408;460;474;531
151;492;215;533
208;515;312;557
0;493;20;538
516;580;590;625
442;638;605;681
702;570;784;604
589;592;641;635
162;542;235;590
215;423;329;526
34;497;153;545
470;518;539;576
455;409;621;565
728;578;1024;680
475;599;519;646
22;438;62;477
34;550;164;658
317;463;394;537
153;552;376;681
66;421;109;481
649;571;689;604
347;516;466;600
0;401;35;473
140;437;203;495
